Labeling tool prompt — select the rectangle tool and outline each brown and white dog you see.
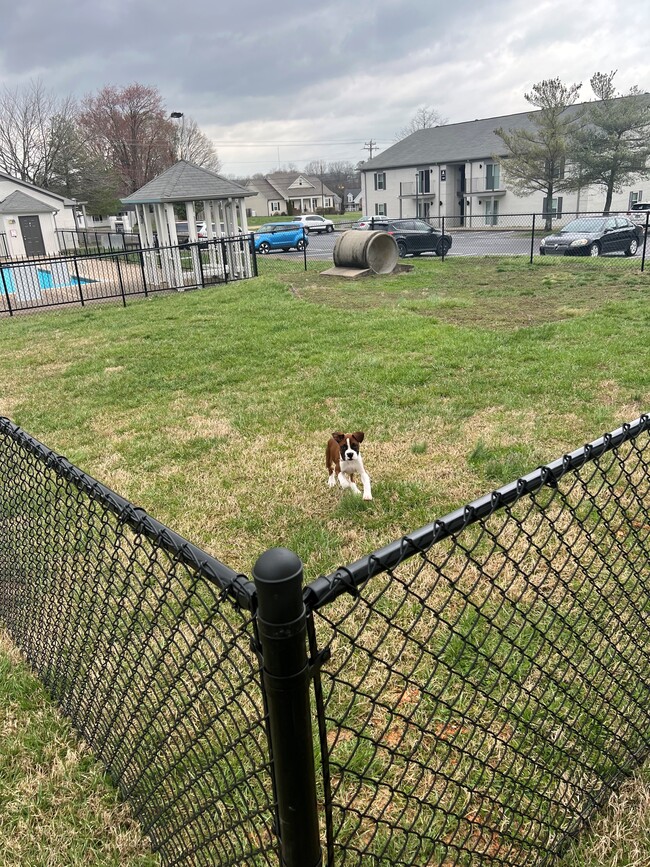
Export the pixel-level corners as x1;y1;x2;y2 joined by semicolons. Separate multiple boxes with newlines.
326;432;372;501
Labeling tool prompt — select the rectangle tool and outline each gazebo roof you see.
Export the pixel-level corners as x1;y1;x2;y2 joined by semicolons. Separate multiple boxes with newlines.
121;160;253;205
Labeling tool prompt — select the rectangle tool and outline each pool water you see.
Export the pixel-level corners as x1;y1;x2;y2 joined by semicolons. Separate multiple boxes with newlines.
1;267;94;295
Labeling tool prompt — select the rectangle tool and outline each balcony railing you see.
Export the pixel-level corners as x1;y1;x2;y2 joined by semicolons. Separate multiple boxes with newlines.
465;177;505;194
399;181;433;197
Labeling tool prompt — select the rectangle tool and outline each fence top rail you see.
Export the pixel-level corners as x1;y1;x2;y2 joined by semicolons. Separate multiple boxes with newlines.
0;417;256;611
304;413;650;611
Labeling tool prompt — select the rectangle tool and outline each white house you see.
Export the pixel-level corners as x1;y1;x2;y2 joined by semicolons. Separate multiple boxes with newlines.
0;172;79;258
245;173;341;216
361;97;650;226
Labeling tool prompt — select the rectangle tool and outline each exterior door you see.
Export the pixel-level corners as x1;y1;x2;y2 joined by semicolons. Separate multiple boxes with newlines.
19;215;46;257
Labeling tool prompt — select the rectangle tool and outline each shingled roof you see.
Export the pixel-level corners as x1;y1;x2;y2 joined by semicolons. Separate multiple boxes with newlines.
363;94;650;171
121;160;253;205
0;190;58;214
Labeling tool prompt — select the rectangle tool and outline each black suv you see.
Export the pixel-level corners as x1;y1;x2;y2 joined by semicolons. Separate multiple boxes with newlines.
359;218;452;257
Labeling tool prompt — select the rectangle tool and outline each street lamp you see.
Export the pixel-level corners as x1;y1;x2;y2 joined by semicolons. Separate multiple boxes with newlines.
170;112;184;160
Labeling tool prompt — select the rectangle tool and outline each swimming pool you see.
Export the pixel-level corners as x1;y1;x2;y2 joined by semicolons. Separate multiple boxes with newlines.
1;266;95;295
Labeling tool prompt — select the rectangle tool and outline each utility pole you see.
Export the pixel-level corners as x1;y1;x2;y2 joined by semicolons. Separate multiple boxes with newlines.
363;140;377;160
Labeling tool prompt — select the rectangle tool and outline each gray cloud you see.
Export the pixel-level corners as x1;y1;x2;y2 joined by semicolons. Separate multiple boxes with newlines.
0;0;648;173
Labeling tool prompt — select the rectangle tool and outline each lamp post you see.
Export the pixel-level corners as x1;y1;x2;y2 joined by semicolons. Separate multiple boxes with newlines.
170;111;184;160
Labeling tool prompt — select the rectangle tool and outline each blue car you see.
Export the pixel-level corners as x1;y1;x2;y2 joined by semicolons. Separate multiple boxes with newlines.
253;223;308;254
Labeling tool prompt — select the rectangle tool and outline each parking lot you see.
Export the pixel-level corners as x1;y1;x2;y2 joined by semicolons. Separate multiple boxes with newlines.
258;228;645;262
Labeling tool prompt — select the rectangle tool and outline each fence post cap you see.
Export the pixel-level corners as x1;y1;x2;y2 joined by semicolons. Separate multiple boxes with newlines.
253;548;304;622
253;547;302;584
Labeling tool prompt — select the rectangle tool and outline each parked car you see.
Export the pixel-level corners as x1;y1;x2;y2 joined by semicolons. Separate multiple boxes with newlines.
291;214;334;234
253;223;308;254
175;221;243;246
355;216;390;229
627;201;650;232
356;218;452;257
539;216;643;257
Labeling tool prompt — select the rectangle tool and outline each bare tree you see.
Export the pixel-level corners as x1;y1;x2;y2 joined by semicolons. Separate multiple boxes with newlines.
79;83;176;195
174;116;222;172
0;79;78;187
395;105;447;141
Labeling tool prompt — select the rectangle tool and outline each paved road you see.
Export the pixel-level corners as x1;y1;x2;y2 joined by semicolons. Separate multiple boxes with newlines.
264;229;536;261
258;228;643;262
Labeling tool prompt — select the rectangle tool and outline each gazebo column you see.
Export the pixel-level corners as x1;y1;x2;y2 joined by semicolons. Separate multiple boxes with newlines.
236;200;252;276
185;200;202;286
158;202;183;289
214;199;229;277
238;200;249;234
138;204;160;286
226;198;243;277
203;199;220;277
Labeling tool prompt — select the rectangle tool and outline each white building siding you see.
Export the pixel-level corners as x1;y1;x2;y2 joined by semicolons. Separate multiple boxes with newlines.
363;161;647;225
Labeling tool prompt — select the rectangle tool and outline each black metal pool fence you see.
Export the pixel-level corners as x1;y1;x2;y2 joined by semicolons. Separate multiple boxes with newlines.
0;414;649;866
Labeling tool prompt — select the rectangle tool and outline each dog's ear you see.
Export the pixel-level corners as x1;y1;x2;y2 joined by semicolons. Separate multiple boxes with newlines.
353;431;365;443
332;432;345;443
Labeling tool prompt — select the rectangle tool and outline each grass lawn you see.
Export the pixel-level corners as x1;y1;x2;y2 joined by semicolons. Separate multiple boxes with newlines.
0;255;648;864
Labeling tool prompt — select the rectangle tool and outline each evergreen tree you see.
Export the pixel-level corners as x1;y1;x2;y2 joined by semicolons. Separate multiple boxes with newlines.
495;78;582;228
566;71;650;214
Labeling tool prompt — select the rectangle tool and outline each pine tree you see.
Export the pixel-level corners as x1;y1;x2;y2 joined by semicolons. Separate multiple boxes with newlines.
495;78;582;228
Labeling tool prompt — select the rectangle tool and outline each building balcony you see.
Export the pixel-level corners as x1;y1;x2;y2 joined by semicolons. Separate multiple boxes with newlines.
464;177;506;195
399;181;433;198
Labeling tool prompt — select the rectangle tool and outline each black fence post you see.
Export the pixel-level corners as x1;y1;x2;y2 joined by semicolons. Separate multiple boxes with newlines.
221;238;229;283
116;254;127;307
253;548;322;867
139;250;149;297
251;234;259;277
1;266;13;316
642;212;648;273
303;228;307;271
197;243;206;287
441;216;446;259
530;213;536;264
73;256;85;307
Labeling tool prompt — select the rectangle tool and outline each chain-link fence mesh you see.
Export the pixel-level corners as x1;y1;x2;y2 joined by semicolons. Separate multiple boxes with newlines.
1;413;649;866
0;419;274;867
307;417;650;866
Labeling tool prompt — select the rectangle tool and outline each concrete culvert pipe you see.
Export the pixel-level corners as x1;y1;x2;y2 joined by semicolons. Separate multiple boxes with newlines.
333;230;399;275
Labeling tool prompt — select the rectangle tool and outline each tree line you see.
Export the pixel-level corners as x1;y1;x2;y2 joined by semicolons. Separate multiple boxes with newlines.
494;71;650;225
0;80;221;215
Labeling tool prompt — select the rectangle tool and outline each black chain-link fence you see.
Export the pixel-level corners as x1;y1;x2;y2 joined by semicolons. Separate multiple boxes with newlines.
252;210;649;274
0;419;272;867
1;414;649;866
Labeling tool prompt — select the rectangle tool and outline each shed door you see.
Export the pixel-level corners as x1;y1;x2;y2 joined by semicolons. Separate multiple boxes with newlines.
19;215;46;257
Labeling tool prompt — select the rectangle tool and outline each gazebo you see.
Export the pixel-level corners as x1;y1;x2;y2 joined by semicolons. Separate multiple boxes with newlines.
121;160;255;287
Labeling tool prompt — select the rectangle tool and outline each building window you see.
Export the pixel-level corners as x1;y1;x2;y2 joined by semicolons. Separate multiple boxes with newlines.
629;191;644;208
543;196;563;219
417;169;430;194
545;159;565;180
485;163;500;191
485;199;499;226
270;201;281;212
374;172;386;191
375;203;387;216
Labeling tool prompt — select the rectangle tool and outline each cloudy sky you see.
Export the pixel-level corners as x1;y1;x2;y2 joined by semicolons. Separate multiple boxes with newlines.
1;0;649;176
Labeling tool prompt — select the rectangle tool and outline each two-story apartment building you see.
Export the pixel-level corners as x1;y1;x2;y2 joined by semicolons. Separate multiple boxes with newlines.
362;99;649;226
